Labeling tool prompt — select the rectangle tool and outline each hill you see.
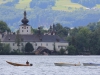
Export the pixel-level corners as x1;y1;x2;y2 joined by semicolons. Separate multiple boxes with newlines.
15;0;32;10
0;0;100;31
1;0;100;10
52;0;86;11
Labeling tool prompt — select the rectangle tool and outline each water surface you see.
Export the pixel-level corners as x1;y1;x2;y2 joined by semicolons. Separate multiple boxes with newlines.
0;55;100;75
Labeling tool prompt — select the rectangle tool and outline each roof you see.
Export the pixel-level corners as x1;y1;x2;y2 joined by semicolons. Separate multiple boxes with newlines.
20;24;30;26
1;34;68;43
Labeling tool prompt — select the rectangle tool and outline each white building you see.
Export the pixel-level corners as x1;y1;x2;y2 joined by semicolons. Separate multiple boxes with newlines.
0;11;68;53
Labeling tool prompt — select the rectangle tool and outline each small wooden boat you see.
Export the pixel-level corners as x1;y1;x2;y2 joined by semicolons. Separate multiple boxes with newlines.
54;62;81;66
83;63;100;66
6;61;33;66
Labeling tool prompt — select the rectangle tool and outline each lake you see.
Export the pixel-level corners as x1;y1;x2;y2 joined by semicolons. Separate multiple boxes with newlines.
0;55;100;75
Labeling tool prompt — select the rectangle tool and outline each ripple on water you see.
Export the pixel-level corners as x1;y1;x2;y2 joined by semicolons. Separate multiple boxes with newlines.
0;55;100;75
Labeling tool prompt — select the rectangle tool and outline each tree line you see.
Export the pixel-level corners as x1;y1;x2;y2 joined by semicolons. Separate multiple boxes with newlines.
1;20;100;55
45;22;100;55
67;22;100;55
35;22;100;55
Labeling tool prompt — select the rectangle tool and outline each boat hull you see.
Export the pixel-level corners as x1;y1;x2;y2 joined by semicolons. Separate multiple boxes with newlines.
54;63;81;66
83;63;100;66
6;61;32;66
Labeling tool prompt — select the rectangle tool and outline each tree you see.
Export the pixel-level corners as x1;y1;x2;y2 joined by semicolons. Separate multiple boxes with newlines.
67;45;77;55
0;42;11;54
25;42;34;53
87;23;96;32
89;25;100;54
15;31;23;52
2;44;11;54
0;43;3;53
75;27;91;54
0;21;11;32
55;23;69;38
53;42;56;51
58;48;66;55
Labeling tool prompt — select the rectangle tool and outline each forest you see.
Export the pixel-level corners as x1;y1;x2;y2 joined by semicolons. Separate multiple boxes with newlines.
51;22;100;55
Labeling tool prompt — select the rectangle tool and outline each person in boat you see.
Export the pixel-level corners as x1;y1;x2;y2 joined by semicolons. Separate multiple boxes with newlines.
26;60;29;65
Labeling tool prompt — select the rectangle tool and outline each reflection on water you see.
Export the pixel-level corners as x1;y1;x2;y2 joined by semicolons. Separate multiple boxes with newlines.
0;55;100;75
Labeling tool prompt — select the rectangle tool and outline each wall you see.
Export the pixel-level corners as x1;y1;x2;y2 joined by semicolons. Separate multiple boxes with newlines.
3;41;68;53
19;25;31;34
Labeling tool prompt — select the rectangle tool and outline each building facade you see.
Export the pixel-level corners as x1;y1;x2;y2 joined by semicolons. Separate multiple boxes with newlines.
0;11;68;53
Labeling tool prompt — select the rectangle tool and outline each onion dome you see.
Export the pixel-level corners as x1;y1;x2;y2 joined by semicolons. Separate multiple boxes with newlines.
21;11;29;24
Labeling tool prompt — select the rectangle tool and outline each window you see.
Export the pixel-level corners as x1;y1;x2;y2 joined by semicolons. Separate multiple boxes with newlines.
22;27;23;29
8;37;10;40
46;43;48;46
61;46;63;49
22;30;23;32
58;46;60;48
21;43;23;46
27;30;28;32
24;26;26;29
13;43;14;46
27;27;28;29
35;43;37;46
41;43;42;46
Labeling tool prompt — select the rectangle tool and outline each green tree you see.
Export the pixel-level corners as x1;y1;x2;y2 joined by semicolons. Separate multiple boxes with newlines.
76;27;91;53
90;25;100;54
58;48;66;55
15;31;23;52
0;43;3;53
53;42;56;51
25;42;34;53
87;23;97;32
55;23;69;38
0;21;11;32
2;44;11;54
67;45;77;55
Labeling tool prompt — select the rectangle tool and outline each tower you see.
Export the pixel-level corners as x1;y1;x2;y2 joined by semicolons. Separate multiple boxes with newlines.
19;11;32;35
48;24;56;35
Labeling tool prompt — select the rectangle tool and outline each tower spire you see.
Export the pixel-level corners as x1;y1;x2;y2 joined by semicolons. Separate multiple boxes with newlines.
24;11;26;18
21;10;29;24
